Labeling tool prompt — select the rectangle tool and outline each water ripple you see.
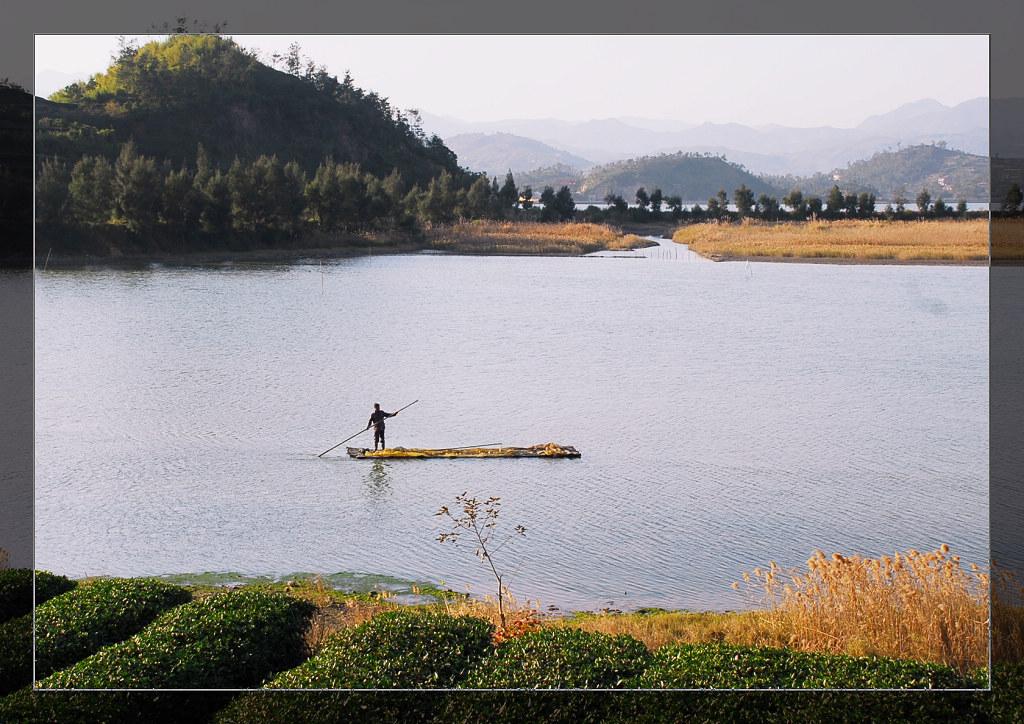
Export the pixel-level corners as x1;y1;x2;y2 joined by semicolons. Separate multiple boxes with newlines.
33;257;988;611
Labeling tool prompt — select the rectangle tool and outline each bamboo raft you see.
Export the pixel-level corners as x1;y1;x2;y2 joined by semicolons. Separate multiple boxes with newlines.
346;443;581;459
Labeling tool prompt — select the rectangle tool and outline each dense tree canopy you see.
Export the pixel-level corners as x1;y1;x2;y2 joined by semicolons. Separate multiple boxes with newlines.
39;35;463;189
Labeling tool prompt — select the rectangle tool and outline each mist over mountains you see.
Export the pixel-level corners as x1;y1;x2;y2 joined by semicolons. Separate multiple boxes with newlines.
427;97;988;179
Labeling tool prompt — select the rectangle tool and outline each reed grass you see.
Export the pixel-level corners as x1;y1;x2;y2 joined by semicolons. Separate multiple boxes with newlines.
735;546;989;674
554;609;787;651
554;546;1008;677
673;218;989;261
435;590;546;645
292;579;547;651
991;217;1024;261
426;221;646;255
993;566;1024;665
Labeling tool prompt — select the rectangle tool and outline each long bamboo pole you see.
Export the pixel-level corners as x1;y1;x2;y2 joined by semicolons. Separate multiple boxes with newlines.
317;399;418;457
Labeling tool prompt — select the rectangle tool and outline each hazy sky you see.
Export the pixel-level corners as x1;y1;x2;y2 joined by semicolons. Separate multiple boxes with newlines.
34;34;989;128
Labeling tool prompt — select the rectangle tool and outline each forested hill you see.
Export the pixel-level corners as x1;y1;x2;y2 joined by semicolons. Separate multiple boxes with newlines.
766;144;989;202
0;84;33;263
35;35;461;187
577;152;778;203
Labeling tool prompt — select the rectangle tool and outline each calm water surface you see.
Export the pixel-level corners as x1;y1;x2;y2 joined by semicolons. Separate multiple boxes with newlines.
34;239;988;611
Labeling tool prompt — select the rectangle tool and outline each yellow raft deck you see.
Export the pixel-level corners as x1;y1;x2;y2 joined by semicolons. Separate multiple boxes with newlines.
346;443;581;459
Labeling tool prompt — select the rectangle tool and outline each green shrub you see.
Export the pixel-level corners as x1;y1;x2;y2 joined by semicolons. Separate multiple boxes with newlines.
213;610;492;722
0;615;31;696
1;577;189;696
36;589;315;689
602;689;981;724
0;689;236;723
5;662;1018;724
34;577;192;678
633;642;978;689
437;690;622;723
459;627;652;689
266;609;492;689
434;667;1009;724
214;691;441;724
988;662;1024;721
0;570;77;623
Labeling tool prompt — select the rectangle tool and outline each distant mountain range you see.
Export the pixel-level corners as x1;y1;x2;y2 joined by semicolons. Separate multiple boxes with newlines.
425;97;988;180
444;133;592;179
513;143;988;204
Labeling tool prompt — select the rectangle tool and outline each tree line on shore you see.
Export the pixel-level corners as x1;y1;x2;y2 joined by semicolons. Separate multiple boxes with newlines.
37;145;990;236
35;140;581;247
37;139;1005;257
594;183;986;224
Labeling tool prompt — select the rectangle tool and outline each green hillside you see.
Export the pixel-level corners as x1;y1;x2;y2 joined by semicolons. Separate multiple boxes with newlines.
36;35;460;188
0;83;32;263
577;152;779;203
516;163;585;193
767;144;989;202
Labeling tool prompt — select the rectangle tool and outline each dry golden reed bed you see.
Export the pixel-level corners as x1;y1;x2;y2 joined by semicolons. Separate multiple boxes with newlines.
992;217;1024;260
736;546;989;674
426;221;646;255
559;546;1005;676
673;218;989;262
274;545;1017;675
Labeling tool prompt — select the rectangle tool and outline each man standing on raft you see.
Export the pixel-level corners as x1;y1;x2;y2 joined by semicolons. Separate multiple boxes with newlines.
366;403;397;451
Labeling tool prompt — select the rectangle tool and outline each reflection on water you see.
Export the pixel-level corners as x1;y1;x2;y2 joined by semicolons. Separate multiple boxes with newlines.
34;243;988;612
363;459;393;504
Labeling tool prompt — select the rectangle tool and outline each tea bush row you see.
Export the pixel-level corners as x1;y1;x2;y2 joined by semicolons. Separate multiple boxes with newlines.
0;570;76;623
634;641;980;689
271;609;493;689
0;616;32;696
3;683;1015;724
214;609;493;722
0;592;313;724
218;620;653;722
0;689;237;724
214;619;997;723
4;628;1021;722
0;577;190;695
3;606;1012;723
460;626;652;689
37;589;315;689
34;577;193;678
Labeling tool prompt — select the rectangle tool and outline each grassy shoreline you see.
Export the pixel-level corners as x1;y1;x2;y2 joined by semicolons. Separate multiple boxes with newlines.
423;220;650;256
35;221;653;269
4;555;1022;720
20;543;1005;678
4;569;995;683
673;218;989;263
36;217;993;268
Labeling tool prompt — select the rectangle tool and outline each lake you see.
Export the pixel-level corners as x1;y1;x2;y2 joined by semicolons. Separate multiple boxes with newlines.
34;238;988;612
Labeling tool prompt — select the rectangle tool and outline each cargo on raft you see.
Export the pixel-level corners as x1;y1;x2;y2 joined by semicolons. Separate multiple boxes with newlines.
346;443;581;459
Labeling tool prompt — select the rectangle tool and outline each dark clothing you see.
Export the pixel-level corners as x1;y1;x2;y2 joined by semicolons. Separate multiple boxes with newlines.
368;409;393;430
368;409;394;449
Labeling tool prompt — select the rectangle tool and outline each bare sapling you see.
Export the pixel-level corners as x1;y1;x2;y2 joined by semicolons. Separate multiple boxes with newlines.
436;492;526;630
